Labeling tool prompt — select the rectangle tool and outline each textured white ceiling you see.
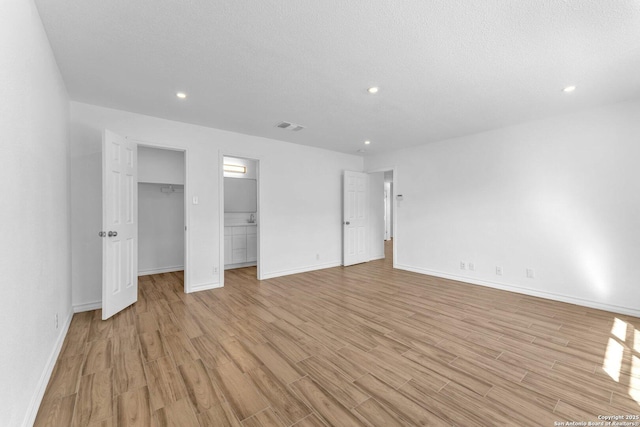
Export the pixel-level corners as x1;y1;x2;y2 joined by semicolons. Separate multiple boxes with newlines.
35;0;640;155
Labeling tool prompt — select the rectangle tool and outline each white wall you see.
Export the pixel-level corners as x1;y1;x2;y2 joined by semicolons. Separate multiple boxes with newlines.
0;1;71;425
366;98;640;317
70;101;363;303
138;183;184;275
368;172;385;260
138;146;185;184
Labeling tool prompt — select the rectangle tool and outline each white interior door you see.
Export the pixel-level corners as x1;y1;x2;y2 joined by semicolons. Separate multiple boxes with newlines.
102;130;138;320
343;171;369;266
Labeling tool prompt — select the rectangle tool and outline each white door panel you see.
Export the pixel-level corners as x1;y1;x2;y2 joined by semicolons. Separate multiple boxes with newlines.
343;171;369;266
102;130;138;320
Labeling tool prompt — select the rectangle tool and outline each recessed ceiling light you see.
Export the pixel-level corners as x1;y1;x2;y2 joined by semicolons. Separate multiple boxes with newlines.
176;92;187;99
367;87;379;94
364;140;371;145
563;86;576;93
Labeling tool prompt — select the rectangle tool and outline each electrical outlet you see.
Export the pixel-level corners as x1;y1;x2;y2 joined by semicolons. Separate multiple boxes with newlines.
526;268;535;279
213;267;218;274
55;313;58;329
496;266;503;276
316;253;320;260
460;261;466;270
468;263;475;271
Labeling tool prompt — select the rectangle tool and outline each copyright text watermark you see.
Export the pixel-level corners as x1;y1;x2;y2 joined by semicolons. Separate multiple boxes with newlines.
553;415;640;426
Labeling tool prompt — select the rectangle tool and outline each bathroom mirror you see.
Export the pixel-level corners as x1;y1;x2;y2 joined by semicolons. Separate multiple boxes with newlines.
224;178;257;212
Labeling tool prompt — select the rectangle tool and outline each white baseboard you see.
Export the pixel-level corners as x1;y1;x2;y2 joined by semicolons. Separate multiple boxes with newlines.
368;254;385;262
261;261;342;280
22;309;73;427
73;301;101;313
138;266;184;276
396;264;640;318
224;261;257;270
188;281;222;293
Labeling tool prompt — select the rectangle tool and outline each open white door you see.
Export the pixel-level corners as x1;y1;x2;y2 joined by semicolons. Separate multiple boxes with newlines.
102;130;138;320
343;171;369;266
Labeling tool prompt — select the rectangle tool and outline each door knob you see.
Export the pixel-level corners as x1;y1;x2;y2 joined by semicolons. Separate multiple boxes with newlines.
98;231;105;237
344;221;350;225
108;231;118;237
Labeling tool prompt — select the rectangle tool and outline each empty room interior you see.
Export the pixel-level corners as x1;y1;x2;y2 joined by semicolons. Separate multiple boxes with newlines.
3;0;640;426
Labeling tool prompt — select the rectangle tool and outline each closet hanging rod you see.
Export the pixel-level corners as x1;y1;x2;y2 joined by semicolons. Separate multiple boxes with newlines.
160;185;184;193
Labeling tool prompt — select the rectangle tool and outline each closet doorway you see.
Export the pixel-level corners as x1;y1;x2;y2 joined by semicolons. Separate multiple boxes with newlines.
366;167;396;266
137;145;186;286
221;155;260;283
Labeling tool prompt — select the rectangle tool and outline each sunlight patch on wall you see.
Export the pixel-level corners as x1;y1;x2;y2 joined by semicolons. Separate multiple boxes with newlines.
532;192;611;298
577;247;610;298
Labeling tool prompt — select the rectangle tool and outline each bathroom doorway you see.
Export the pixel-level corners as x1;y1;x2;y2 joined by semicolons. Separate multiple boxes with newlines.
220;155;260;283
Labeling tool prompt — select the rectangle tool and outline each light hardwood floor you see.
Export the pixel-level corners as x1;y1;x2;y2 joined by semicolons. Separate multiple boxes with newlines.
36;241;640;426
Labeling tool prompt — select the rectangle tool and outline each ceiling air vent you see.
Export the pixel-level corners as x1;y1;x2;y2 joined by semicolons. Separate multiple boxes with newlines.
275;121;305;132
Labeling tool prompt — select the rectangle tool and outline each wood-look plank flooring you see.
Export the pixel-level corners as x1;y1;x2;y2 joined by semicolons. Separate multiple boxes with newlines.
36;241;640;426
